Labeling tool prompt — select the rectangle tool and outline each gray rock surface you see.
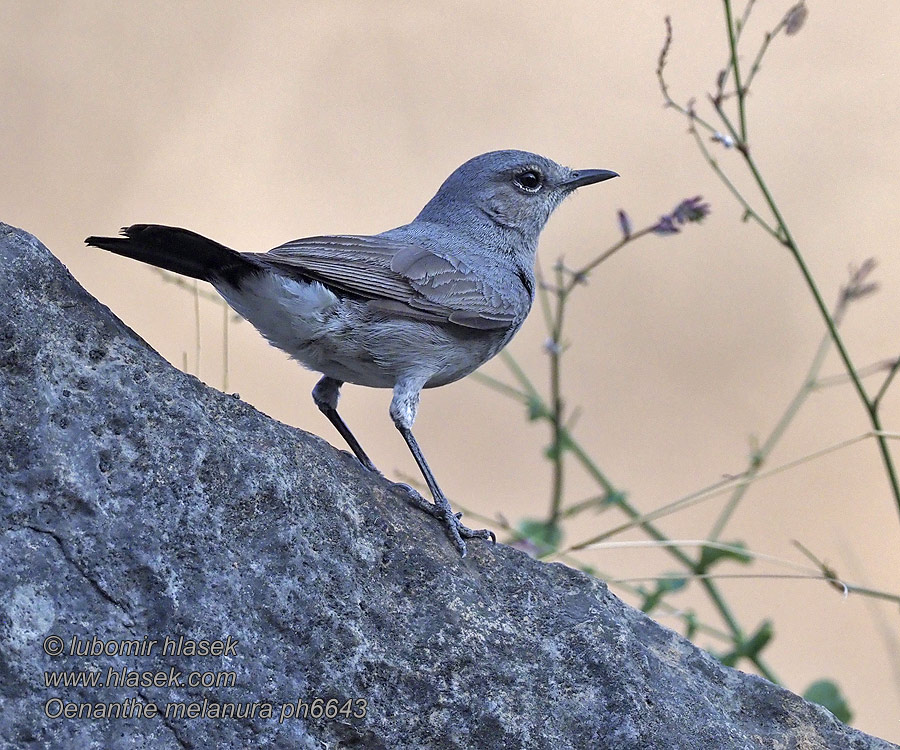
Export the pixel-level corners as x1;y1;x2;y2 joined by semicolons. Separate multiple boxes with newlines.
1;221;896;750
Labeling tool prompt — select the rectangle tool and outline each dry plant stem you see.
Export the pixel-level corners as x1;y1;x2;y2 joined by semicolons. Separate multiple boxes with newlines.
534;226;657;524
840;583;900;605
657;17;719;135
737;0;757;37
816;359;900;391
493;245;780;678
549;262;566;523
583;485;780;679
742;9;792;94
874;358;900;412
596;539;900;604
618;572;900;605
157;269;221;303
574;432;900;550
708;294;850;540
222;301;229;392
601;504;780;680
565;226;655;295
722;0;748;140
543;408;779;678
600;539;824;575
688;123;777;238
193;279;201;379
158;269;238;390
716;102;900;522
485;379;780;679
670;6;900;525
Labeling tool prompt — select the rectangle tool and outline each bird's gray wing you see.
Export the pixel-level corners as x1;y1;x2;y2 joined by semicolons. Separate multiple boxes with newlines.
262;235;522;330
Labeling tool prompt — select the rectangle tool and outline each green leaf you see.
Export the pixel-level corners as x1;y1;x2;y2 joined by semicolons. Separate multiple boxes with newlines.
517;518;563;554
803;680;853;723
526;396;549;421
717;620;773;667
639;589;662;613
658;576;688;593
640;575;687;613
742;619;773;657
683;610;698;639
696;540;751;573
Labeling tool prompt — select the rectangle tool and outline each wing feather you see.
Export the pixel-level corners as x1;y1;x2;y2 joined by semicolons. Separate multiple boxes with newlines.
262;234;524;330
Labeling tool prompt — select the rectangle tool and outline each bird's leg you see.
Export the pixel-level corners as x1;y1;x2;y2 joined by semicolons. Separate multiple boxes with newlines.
390;379;495;557
312;376;379;474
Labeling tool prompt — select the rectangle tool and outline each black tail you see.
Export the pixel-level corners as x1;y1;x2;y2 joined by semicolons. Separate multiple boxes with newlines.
84;224;258;286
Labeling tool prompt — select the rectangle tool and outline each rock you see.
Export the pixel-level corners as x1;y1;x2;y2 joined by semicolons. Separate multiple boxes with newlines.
1;222;895;750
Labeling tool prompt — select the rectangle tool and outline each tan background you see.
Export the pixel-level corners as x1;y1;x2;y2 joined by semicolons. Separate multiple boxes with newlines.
3;1;898;740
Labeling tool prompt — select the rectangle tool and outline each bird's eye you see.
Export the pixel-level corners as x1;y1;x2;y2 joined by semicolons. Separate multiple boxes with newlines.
513;170;543;193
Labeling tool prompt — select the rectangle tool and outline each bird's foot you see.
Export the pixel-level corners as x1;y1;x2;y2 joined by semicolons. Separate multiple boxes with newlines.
396;484;496;557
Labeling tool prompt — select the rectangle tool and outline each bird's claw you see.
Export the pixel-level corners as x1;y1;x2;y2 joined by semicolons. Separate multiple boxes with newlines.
395;484;495;556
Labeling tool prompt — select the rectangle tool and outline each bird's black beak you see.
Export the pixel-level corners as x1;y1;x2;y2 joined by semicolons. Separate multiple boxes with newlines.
562;169;619;190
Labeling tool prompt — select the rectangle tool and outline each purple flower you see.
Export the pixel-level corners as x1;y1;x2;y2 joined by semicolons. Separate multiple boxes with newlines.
653;196;710;236
672;196;711;224
653;215;680;235
784;3;808;35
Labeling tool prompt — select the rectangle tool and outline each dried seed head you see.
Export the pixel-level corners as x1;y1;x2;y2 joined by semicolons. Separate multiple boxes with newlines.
784;3;808;36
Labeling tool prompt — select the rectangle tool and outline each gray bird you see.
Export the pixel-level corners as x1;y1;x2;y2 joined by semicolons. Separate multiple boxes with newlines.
85;150;617;556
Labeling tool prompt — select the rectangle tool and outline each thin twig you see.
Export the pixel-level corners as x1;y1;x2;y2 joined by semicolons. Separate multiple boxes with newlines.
548;262;567;523
193;280;201;379
222;300;229;392
688;118;777;238
873;357;900;411
563;431;900;552
498;350;544;404
721;98;900;523
658;17;719;135
709;277;864;540
565;227;655;293
470;371;529;404
718;0;758;96
662;6;900;523
535;260;555;333
815;358;899;391
157;269;221;304
791;540;848;597
587;539;817;574
722;0;748;140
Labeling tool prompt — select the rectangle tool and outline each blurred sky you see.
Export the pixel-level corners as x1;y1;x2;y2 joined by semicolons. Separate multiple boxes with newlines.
2;1;899;740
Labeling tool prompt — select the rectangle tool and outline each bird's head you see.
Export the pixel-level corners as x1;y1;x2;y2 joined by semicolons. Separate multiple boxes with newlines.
415;150;618;255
